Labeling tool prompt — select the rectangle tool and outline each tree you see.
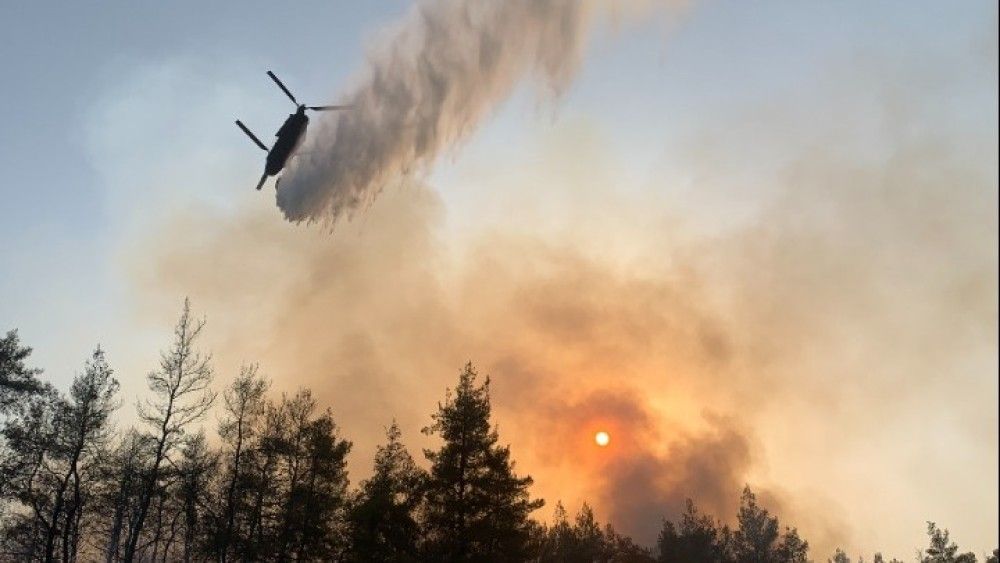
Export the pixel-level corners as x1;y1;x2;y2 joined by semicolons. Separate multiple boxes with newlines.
732;487;779;562
6;320;999;563
346;421;425;562
44;347;120;562
0;385;61;560
603;522;655;563
569;503;606;561
215;364;269;562
730;487;807;563
272;390;352;561
0;330;46;412
175;431;218;562
238;397;288;561
536;502;654;563
921;522;976;563
775;526;808;563
536;502;574;561
123;299;216;562
422;362;544;561
537;502;607;562
0;346;118;562
100;430;151;563
657;499;727;563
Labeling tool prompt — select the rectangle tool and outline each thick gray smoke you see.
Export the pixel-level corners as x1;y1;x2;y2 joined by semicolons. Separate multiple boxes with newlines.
276;0;657;223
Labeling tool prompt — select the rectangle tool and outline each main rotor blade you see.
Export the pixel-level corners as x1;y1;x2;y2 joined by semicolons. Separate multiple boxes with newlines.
307;105;353;111
235;120;268;151
266;70;297;105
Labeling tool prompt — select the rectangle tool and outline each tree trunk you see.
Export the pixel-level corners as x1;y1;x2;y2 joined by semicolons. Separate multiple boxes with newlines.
44;443;83;562
123;401;172;562
221;417;245;563
104;465;132;563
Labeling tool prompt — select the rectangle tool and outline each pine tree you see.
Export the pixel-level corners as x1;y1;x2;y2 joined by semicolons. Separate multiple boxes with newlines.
422;362;544;561
657;499;727;563
100;430;152;563
570;503;606;561
215;364;269;561
0;346;119;561
240;397;287;560
346;421;425;562
732;487;780;562
45;347;120;562
0;329;46;412
775;526;809;563
921;523;976;563
0;382;61;559
175;431;217;562
727;487;806;563
603;522;655;562
536;502;574;561
273;390;352;561
123;299;216;562
537;502;654;563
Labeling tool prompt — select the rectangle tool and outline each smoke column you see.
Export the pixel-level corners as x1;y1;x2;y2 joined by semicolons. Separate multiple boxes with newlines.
276;0;667;223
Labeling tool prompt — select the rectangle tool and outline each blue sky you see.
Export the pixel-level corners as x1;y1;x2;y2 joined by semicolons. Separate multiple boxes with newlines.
1;1;990;252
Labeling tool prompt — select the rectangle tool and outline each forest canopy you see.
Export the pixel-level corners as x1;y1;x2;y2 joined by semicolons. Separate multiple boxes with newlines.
0;303;995;562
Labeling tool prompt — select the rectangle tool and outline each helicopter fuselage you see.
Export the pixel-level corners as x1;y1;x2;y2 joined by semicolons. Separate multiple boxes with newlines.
237;71;351;190
265;108;309;177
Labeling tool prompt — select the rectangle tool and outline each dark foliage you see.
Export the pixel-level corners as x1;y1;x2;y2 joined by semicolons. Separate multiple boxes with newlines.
422;362;544;561
0;313;994;562
0;330;47;412
346;421;425;562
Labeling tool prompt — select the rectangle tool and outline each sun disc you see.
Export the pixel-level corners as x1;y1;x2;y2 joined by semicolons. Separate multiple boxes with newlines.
595;431;610;447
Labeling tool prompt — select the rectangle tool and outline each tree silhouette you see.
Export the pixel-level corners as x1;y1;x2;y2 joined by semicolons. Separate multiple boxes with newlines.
0;345;118;561
829;548;851;563
535;502;573;561
271;389;352;561
921;522;977;563
731;487;808;563
44;347;119;561
0;329;46;412
655;490;809;563
422;362;543;561
175;431;217;561
0;375;61;558
98;429;151;562
2;321;997;562
215;363;269;562
657;499;727;563
123;299;216;562
536;501;655;562
346;421;425;562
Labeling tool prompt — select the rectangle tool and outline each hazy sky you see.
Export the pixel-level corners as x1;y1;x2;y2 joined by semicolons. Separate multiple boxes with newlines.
1;1;996;558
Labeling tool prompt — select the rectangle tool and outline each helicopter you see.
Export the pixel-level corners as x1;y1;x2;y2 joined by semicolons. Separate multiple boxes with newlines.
235;71;350;190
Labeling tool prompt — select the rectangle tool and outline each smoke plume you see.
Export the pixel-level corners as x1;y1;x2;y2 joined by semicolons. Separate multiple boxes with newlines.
118;2;996;555
276;0;677;223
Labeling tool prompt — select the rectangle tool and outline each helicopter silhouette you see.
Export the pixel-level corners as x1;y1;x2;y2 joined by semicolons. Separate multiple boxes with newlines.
236;71;350;190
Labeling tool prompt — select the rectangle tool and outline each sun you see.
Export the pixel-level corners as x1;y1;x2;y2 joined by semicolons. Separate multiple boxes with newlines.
594;431;610;447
